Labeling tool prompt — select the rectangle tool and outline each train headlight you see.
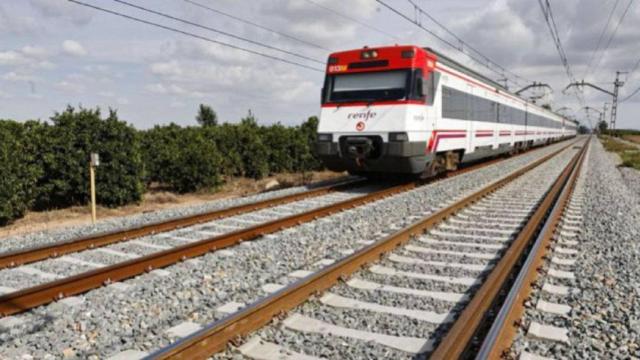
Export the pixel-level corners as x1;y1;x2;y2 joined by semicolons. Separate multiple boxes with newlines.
361;50;379;59
389;132;409;142
317;133;333;142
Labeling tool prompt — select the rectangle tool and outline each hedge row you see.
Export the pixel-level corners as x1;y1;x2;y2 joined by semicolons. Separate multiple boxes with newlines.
0;107;321;225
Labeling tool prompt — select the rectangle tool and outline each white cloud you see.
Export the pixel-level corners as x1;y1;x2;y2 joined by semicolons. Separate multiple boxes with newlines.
55;80;85;93
150;61;183;76
21;45;47;58
98;91;115;98
0;90;12;99
62;40;88;56
0;51;29;66
2;72;38;82
29;0;92;26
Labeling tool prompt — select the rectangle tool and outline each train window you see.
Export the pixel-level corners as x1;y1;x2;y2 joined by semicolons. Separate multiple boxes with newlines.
408;69;428;101
442;86;468;120
327;70;410;103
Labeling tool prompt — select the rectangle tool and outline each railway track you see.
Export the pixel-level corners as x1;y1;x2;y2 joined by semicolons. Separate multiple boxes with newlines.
145;139;588;359
477;141;590;359
0;180;403;315
0;177;365;269
0;140;576;318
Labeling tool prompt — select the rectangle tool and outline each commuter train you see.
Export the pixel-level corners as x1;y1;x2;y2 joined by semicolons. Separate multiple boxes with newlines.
315;45;578;177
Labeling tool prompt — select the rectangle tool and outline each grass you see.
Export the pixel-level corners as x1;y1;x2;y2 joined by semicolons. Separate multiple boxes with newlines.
599;136;640;170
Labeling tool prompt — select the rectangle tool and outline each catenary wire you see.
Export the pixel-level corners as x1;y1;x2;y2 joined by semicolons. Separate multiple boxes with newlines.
67;0;324;72
182;0;331;52
376;0;534;89
405;0;532;88
110;0;324;64
621;85;640;102
582;0;619;79
303;0;399;40
590;0;635;80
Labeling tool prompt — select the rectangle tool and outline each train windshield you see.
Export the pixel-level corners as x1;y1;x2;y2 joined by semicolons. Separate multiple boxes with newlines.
326;70;410;103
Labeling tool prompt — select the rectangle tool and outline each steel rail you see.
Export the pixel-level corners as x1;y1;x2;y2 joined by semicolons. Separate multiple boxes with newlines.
146;140;580;360
0;137;575;271
429;139;588;359
0;181;416;316
0;177;364;270
475;139;589;359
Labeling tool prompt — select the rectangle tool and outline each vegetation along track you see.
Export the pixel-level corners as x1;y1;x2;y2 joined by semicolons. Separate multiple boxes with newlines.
0;140;576;317
145;139;587;359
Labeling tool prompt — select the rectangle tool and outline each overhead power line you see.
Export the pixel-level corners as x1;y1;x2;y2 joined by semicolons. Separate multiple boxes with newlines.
626;57;640;82
591;0;635;80
621;85;640;102
582;0;619;79
182;0;331;52
111;0;324;64
67;0;324;72
375;0;532;89
303;0;399;40
405;0;532;88
537;0;585;108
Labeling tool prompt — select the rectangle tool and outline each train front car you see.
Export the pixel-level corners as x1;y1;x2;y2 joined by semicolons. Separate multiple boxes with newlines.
316;46;436;176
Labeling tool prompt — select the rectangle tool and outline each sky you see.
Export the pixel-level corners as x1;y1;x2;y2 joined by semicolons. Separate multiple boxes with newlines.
0;0;639;130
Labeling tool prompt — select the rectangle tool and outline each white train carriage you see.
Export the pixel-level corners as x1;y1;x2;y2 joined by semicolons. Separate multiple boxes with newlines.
316;45;577;176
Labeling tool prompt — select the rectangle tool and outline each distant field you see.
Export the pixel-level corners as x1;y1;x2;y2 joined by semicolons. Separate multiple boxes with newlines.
600;136;640;170
624;135;640;144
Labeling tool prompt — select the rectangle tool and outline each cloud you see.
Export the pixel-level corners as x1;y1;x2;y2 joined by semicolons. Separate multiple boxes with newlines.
0;51;28;66
150;61;183;76
62;40;88;56
2;72;39;82
0;89;12;99
260;0;378;47
29;0;92;26
21;45;47;58
0;5;41;35
55;80;85;93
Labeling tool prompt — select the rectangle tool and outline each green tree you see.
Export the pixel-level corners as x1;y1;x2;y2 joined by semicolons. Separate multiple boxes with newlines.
33;106;144;209
0;120;41;224
140;124;222;193
597;120;608;134
196;104;218;127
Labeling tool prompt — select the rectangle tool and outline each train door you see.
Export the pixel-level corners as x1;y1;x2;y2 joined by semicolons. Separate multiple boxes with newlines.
524;103;529;148
466;84;474;153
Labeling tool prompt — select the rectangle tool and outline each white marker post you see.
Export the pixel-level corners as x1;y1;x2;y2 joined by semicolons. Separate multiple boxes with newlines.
90;153;100;224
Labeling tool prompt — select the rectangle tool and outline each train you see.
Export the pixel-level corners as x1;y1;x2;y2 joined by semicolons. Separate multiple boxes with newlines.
315;45;577;177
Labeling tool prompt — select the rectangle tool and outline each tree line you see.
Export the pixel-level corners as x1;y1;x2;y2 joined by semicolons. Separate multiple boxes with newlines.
0;105;321;225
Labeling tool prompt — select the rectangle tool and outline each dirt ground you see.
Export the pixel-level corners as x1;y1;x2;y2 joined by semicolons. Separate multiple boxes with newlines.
0;171;345;239
624;135;640;144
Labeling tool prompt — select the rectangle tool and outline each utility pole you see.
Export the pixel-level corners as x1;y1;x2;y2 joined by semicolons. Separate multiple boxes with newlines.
565;72;625;134
609;71;626;131
89;153;100;224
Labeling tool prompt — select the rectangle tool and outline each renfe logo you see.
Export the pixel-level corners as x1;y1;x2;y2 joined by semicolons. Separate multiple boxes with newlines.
347;110;377;121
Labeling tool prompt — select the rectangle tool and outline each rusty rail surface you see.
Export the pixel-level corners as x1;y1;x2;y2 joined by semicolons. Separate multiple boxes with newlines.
429;139;588;360
0;138;572;271
475;139;589;359
147;140;581;360
0;178;364;270
0;181;416;316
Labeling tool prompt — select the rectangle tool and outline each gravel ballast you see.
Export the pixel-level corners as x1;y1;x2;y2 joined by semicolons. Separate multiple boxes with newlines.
0;176;358;254
0;140;581;359
511;137;640;359
236;142;580;360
